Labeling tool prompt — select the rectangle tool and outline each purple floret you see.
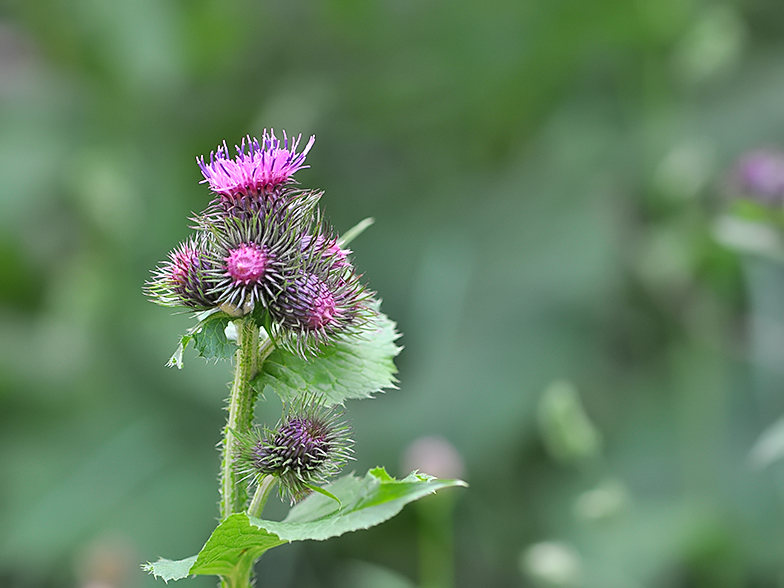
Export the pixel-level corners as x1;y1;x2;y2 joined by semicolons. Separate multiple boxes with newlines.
197;130;315;200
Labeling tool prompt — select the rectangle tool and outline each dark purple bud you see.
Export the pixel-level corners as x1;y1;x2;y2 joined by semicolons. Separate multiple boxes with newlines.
270;269;373;357
237;400;353;502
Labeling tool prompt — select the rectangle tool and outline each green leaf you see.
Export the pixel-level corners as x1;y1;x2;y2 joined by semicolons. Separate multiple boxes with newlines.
192;314;234;361
252;307;401;405
189;516;285;581
143;555;198;582
339;216;375;246
144;468;466;583
166;310;236;368
258;467;465;542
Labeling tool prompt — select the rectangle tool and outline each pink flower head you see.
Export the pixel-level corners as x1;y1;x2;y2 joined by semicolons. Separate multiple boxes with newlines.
225;243;268;285
197;130;315;200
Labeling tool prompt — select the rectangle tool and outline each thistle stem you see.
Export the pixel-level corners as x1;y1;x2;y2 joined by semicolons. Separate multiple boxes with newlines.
247;475;278;518
220;318;261;521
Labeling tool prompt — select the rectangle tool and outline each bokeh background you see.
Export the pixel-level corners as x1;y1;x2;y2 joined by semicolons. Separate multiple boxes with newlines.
3;0;784;587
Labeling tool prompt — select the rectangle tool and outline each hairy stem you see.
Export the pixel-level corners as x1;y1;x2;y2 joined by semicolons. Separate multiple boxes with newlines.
220;318;261;521
247;475;278;518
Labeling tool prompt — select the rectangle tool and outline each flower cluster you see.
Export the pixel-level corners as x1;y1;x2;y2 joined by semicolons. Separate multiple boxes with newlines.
145;130;374;357
236;398;353;502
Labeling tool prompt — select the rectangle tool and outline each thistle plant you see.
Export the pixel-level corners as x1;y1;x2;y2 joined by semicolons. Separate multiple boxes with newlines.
142;131;465;588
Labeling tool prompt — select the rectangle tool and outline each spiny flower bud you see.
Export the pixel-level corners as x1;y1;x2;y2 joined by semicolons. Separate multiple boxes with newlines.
270;268;374;357
144;239;215;309
198;193;319;315
197;131;315;214
267;225;374;356
237;399;353;502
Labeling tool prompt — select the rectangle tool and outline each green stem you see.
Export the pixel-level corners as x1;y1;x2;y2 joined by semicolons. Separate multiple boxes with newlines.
220;318;261;521
218;322;277;588
247;475;278;518
417;494;457;588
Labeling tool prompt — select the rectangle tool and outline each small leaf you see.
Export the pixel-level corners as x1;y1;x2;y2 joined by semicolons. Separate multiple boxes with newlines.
143;555;198;582
166;310;236;368
192;314;234;361
252;307;401;405
166;333;193;369
340;217;375;246
144;468;466;583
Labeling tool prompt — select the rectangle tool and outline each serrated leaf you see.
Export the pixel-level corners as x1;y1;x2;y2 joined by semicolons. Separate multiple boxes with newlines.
190;516;285;581
257;467;465;541
252;310;401;405
144;468;465;583
143;555;198;582
192;314;234;361
167;310;236;368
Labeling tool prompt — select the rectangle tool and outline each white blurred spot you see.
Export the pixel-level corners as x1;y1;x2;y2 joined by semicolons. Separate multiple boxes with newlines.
573;479;629;521
713;214;783;257
749;417;784;470
520;541;582;587
654;140;715;201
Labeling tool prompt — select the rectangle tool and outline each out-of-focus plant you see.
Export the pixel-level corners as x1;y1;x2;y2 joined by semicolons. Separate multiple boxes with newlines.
141;131;465;588
714;148;784;258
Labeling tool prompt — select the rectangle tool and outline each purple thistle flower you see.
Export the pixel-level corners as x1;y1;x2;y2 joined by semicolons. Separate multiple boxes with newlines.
199;192;319;315
144;239;215;309
270;265;374;357
197;130;315;204
735;149;784;205
236;399;353;502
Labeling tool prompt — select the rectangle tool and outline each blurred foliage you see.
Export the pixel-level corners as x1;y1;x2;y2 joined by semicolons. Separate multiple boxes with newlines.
2;0;784;587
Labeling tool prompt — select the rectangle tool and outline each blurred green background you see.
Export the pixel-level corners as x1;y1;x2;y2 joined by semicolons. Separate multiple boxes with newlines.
3;0;784;586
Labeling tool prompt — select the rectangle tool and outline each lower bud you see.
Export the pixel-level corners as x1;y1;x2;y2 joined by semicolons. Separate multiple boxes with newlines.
236;397;353;503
